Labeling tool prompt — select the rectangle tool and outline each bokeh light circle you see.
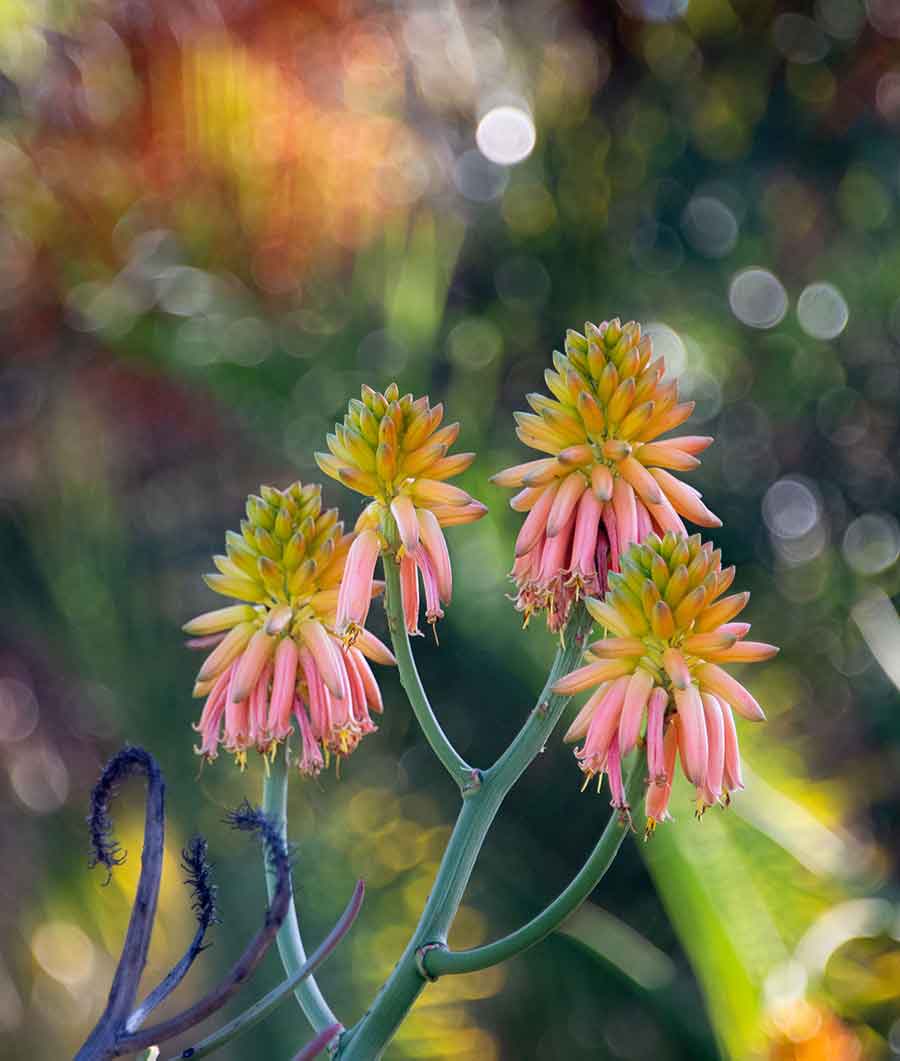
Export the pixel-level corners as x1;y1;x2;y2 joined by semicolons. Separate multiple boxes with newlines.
31;922;95;986
0;679;38;742
476;106;536;166
876;72;900;121
681;195;739;258
729;268;789;329
644;322;687;378
842;513;900;575
447;317;503;370
866;0;900;39
773;14;829;64
797;283;849;339
763;478;821;539
815;0;866;40
452;150;508;202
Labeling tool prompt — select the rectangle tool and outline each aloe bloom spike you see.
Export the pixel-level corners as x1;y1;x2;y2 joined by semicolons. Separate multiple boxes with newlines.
316;383;487;639
492;318;719;632
184;479;395;774
554;531;777;832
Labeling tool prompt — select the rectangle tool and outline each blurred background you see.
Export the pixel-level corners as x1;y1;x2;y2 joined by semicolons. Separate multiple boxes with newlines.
2;0;900;1057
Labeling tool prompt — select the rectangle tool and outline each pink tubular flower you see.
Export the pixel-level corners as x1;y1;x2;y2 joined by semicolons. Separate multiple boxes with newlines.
553;532;777;833
316;382;487;638
185;479;396;774
491;318;718;632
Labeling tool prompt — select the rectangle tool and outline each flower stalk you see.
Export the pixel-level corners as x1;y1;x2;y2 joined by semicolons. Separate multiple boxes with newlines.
174;339;779;1059
381;530;473;789
337;604;626;1060
262;749;343;1043
422;750;644;978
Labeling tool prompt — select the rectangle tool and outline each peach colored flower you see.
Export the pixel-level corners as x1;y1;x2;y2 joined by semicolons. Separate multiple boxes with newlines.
553;532;777;832
492;319;718;632
185;480;395;773
315;383;486;638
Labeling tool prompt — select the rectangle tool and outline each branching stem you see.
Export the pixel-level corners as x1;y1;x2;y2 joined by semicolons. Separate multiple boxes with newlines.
382;552;472;788
336;605;632;1060
422;755;645;977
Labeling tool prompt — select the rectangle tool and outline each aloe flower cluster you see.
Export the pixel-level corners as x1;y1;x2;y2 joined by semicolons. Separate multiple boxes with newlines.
185;480;395;774
315;382;486;637
172;313;784;1061
492;319;718;632
554;532;777;832
183;316;778;839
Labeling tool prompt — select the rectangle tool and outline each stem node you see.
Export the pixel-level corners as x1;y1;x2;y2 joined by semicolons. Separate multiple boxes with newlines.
414;943;446;982
461;769;483;797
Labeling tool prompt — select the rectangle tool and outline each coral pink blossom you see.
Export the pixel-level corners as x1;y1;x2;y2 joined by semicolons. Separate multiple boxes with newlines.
317;383;486;637
492;319;718;632
186;479;395;774
555;532;777;832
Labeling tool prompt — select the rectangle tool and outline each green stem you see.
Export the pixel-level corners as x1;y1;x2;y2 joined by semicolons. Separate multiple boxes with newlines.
423;754;645;977
263;750;341;1040
383;553;473;789
339;605;600;1060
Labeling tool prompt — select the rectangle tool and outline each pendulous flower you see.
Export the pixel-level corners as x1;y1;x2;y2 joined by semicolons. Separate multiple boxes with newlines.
553;531;777;833
185;480;395;773
492;318;719;632
316;383;487;638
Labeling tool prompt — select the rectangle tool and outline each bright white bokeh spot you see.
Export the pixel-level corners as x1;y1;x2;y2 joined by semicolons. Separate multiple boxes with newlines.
763;478;821;539
843;513;900;575
797;283;849;339
644;322;687;378
476;106;536;166
729;268;789;329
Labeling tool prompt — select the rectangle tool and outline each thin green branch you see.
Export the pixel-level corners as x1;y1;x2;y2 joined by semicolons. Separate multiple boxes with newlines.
382;552;473;789
338;604;604;1060
422;753;645;977
262;749;342;1041
166;880;364;1060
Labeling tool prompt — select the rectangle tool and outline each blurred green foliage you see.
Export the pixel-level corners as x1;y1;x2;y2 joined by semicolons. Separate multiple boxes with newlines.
2;0;900;1058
